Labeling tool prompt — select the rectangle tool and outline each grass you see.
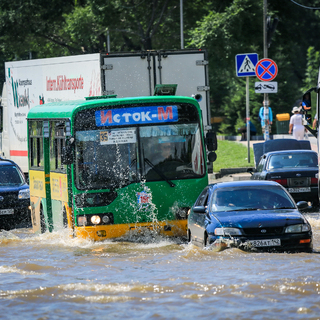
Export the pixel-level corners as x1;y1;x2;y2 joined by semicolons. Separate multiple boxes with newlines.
212;140;255;172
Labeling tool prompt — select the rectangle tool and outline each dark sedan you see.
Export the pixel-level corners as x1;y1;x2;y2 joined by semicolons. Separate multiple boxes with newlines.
187;181;312;252
248;150;318;207
0;158;31;230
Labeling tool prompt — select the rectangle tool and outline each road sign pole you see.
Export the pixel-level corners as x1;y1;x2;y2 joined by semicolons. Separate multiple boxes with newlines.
263;0;270;141
264;97;270;140
246;76;250;163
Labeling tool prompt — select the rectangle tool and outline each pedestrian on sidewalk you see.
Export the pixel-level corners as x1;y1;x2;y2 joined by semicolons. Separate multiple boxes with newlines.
259;102;273;135
238;119;257;141
289;106;305;140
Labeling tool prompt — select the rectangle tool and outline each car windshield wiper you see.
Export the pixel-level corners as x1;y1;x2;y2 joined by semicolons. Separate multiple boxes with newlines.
276;206;295;209
144;158;175;187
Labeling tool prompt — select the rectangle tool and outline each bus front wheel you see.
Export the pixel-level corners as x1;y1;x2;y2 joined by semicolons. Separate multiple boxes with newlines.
40;206;47;233
63;208;68;228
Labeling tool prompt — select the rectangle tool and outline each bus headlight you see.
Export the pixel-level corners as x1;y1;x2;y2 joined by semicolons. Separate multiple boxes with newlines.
78;216;87;226
102;215;110;224
91;215;101;225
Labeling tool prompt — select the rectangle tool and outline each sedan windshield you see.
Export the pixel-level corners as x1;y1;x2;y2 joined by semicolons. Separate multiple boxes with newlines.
268;153;318;169
0;166;24;186
211;186;295;212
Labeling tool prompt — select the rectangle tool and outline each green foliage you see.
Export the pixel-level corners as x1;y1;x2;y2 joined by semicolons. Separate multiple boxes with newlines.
0;0;320;133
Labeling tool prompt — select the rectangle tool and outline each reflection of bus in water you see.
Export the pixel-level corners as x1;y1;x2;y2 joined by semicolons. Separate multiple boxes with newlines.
27;94;216;241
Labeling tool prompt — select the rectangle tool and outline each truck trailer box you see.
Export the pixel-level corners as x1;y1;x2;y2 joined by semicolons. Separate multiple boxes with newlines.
1;49;210;173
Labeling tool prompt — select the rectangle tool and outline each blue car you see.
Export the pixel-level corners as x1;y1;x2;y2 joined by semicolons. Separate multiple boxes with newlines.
187;180;313;252
0;158;31;230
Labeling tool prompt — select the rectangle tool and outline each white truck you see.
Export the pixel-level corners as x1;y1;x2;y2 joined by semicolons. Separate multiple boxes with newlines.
1;49;211;173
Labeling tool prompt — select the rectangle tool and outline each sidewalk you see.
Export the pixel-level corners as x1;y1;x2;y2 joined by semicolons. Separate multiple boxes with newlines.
236;135;317;152
209;134;318;184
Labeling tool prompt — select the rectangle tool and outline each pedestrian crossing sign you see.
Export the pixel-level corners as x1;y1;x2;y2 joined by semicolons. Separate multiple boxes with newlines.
236;53;259;77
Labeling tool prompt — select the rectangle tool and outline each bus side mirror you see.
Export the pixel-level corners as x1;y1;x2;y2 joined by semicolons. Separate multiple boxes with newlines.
208;151;217;162
61;137;74;165
205;130;217;151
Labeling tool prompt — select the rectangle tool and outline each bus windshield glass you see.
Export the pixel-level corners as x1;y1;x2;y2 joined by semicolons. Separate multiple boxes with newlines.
74;103;204;190
141;123;204;181
75;128;138;190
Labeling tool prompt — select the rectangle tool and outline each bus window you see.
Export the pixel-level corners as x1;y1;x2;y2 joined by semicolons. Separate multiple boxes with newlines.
74;128;138;190
29;121;44;169
50;121;67;172
141;123;204;181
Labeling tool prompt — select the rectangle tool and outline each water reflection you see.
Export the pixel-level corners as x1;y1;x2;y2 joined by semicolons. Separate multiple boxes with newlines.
0;212;320;319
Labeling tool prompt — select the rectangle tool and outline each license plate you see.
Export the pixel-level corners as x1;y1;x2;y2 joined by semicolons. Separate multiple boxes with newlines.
0;209;14;215
289;177;309;186
288;187;311;193
249;239;281;247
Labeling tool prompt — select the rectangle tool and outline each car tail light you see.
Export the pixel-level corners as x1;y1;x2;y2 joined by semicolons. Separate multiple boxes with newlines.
311;177;318;185
271;178;288;186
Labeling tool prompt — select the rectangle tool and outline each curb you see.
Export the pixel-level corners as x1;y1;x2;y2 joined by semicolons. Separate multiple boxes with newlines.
212;167;254;179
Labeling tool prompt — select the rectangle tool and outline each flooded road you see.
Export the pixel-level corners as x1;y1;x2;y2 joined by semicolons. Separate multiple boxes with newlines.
1;213;320;320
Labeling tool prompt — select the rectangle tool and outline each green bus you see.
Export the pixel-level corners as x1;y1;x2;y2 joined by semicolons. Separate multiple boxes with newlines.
27;94;216;241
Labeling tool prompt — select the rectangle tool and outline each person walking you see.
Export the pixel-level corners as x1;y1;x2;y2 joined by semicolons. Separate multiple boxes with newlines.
259;102;273;135
289;106;305;140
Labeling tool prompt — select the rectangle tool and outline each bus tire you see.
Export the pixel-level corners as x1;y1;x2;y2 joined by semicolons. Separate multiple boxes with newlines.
63;208;68;228
40;206;47;233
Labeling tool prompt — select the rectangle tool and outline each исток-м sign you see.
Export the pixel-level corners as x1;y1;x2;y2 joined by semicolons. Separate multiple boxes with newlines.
95;106;178;126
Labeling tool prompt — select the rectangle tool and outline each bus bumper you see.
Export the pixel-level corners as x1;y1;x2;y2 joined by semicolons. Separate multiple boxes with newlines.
74;220;187;241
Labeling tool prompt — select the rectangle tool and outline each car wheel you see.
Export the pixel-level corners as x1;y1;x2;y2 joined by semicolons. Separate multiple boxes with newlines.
312;201;319;210
203;233;208;248
40;206;47;233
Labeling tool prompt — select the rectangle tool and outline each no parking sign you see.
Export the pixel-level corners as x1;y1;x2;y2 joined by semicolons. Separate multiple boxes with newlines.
255;58;278;81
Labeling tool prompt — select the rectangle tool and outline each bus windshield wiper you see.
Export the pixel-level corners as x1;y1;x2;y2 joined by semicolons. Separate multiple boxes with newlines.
144;158;175;187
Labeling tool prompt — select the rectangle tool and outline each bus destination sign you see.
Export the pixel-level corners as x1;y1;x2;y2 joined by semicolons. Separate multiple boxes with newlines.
95;105;178;127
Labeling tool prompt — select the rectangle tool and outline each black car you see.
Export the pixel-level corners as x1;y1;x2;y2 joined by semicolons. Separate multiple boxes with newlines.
188;180;312;252
0;158;31;230
248;150;318;207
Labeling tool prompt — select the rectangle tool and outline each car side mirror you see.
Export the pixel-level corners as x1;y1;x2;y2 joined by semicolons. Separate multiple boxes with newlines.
247;167;256;175
296;201;309;211
193;206;207;214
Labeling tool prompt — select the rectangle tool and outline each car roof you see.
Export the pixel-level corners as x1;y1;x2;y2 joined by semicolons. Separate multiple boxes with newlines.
263;149;317;157
0;157;22;168
209;180;281;189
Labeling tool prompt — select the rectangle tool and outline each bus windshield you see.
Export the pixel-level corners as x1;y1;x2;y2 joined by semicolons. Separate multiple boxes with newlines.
74;123;204;190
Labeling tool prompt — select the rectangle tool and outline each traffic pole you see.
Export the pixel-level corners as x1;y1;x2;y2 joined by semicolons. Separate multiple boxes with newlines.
263;0;270;141
246;76;250;163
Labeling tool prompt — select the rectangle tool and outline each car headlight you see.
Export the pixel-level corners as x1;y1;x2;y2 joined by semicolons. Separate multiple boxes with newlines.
214;227;243;236
285;224;310;233
18;189;30;199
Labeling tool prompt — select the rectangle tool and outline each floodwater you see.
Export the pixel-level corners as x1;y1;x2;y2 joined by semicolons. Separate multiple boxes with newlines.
1;213;320;320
